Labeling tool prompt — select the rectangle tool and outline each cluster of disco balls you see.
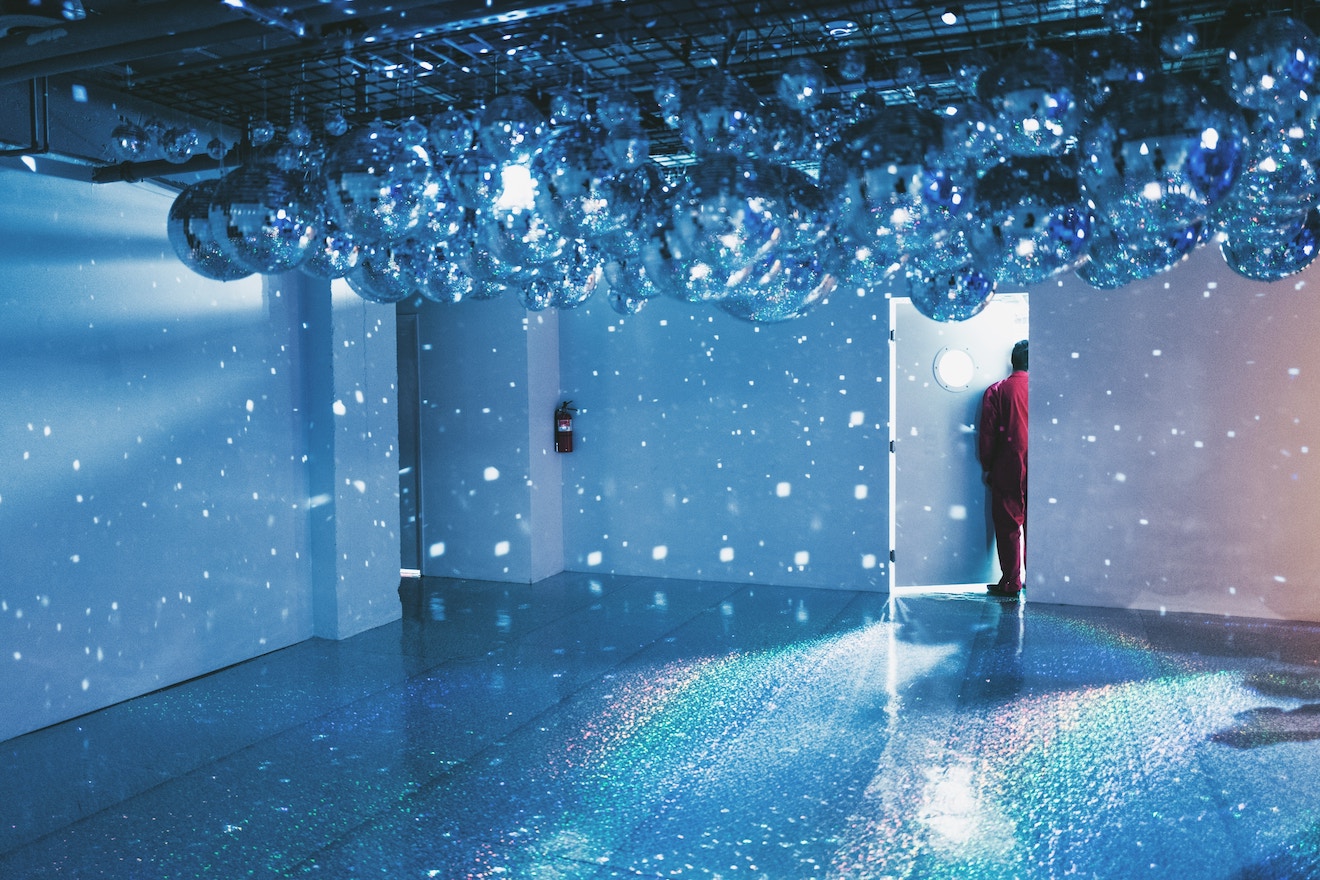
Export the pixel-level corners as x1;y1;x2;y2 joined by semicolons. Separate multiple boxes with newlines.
168;14;1320;324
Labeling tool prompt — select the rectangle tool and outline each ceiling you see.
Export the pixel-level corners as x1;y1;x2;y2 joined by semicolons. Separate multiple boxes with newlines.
0;0;1312;185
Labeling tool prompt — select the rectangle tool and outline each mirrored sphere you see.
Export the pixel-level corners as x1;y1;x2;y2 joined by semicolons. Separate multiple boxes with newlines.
838;48;867;82
821;106;971;275
1221;209;1320;280
653;75;683;130
478;94;547;165
1224;16;1320;114
1213;124;1320;240
596;87;642;128
110;121;150;160
207;163;318;274
323;122;434;242
323;109;349;137
428;107;475;157
161;127;200;164
249;118;276;146
1080;76;1247;239
206;137;229;161
167;180;253;281
548;88;588;125
1161;21;1199;59
346;240;425;303
667;156;831;300
549;242;605;309
288;120;313;147
717;249;841;323
968;156;1094;285
680;71;763;156
906;265;996;322
978;48;1084;157
777;57;827;112
516;279;555;311
300;210;361;280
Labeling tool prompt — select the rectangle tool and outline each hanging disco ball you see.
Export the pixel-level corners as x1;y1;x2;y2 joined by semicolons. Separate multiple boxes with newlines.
595;87;642;129
666;156;831;302
821;105;973;278
534;124;650;240
716;247;842;323
515;279;555;311
1221;209;1320;281
323;121;433;242
653;75;684;130
1224;16;1320;115
167;180;253;282
680;70;763;156
1080;75;1247;241
300;209;362;280
906;264;996;322
968;156;1095;286
161;127;201;164
110;121;151;161
346;239;428;303
1073;219;1201;290
547;241;605;309
777;57;828;112
1212;123;1320;245
207;162;319;274
478;94;547;166
978;48;1085;157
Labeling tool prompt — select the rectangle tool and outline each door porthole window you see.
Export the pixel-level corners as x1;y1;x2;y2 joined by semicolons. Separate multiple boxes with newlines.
933;347;975;392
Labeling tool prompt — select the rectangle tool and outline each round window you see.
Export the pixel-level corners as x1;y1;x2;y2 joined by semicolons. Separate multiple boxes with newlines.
934;347;975;391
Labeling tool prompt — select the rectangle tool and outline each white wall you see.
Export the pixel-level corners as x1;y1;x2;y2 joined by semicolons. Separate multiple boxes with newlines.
413;295;564;582
557;290;891;589
1031;244;1320;621
0;168;401;742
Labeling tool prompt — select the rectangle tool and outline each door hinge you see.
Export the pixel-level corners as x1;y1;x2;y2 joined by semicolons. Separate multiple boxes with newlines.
889;440;895;453
889;549;896;563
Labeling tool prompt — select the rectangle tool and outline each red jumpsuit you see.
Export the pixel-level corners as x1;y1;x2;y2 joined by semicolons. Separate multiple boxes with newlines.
978;369;1028;593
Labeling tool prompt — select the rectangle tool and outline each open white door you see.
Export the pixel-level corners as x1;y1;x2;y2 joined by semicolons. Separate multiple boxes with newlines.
889;294;1029;590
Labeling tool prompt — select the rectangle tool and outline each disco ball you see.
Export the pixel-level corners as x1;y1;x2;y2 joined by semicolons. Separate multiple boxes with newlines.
906;264;996;322
534;124;648;239
653;75;683;130
1221;209;1320;281
161;127;201;164
346;240;426;303
110;121;150;160
300;210;362;280
323;121;434;242
716;248;842;323
1224;16;1320;115
968;156;1095;286
478;94;547;166
1080;75;1247;239
1161;21;1199;59
414;233;478;304
821;106;972;275
207;162;318;274
595;88;642;129
978;48;1085;157
667;156;831;301
548;241;605;309
167;180;253;282
777;57;827;112
287;119;313;147
602;120;651;171
1073;218;1200;290
515;279;555;311
1214;122;1320;237
680;71;763;156
206;137;228;161
548;87;588;125
447;147;501;209
323;108;349;137
249;118;276;147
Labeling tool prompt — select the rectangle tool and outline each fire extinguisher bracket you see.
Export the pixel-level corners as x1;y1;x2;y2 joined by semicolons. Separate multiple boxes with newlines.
554;400;577;453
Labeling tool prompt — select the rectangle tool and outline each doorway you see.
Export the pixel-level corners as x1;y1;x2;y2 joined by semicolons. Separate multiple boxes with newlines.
888;294;1029;591
397;312;422;575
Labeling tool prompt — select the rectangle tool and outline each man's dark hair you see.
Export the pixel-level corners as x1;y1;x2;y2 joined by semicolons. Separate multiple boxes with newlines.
1011;339;1028;371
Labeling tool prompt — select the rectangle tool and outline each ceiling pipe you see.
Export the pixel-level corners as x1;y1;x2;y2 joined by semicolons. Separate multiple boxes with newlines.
0;0;333;86
0;77;49;158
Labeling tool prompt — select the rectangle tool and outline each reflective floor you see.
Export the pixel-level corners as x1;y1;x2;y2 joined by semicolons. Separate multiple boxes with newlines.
4;573;1320;879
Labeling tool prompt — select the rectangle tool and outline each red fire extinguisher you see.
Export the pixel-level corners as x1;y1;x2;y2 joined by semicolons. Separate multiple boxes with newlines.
554;401;577;453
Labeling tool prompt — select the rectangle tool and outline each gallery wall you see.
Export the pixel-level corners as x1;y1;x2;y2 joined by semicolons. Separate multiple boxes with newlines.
555;289;891;590
1030;244;1320;622
0;168;401;742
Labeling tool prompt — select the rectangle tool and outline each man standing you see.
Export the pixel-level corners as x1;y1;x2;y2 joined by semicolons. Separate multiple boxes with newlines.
979;339;1028;597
